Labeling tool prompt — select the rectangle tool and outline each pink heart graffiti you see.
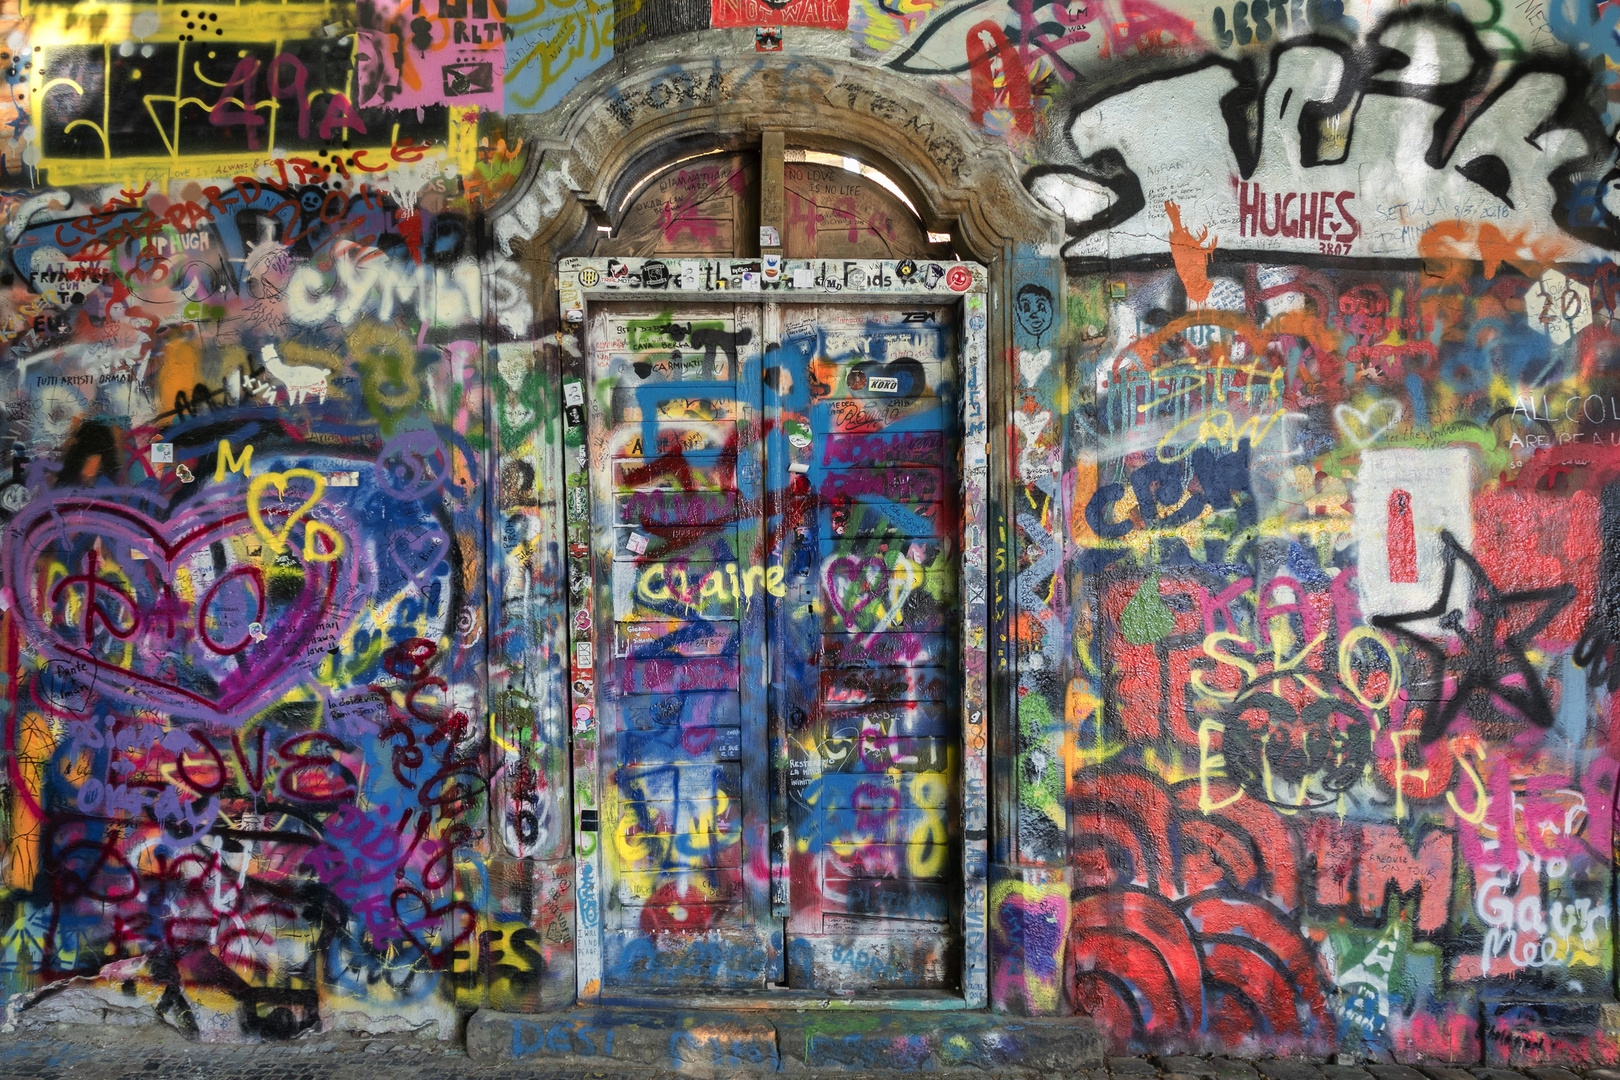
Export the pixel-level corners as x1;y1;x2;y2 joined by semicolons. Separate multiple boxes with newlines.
824;555;890;631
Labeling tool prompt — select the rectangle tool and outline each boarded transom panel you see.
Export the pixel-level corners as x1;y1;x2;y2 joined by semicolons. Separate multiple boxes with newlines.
596;156;761;258
782;162;953;261
594;153;948;260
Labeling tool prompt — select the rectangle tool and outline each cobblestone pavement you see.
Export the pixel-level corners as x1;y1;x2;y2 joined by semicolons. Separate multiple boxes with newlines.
5;1035;1620;1080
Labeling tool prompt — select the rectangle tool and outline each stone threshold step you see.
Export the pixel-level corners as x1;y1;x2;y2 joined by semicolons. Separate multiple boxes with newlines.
466;1005;1105;1075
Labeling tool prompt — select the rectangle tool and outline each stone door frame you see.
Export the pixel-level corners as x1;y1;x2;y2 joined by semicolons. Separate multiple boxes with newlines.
560;259;991;1007
489;51;1065;1011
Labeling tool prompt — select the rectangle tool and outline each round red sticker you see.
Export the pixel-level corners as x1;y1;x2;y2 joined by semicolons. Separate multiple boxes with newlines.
945;265;972;291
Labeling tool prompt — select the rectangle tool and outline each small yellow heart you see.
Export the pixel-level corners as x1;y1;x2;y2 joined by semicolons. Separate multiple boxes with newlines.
248;469;327;555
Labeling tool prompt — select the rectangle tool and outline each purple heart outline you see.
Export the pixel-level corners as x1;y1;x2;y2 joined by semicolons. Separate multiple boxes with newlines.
4;496;368;721
389;523;450;586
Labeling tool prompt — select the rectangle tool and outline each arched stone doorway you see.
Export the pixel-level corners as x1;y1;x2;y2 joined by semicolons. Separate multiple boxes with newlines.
490;54;1062;1009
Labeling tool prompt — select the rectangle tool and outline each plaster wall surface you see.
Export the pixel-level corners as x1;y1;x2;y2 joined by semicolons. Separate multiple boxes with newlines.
0;0;1616;1066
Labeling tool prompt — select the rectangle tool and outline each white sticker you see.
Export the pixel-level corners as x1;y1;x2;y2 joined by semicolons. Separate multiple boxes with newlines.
869;376;900;393
681;261;700;290
760;225;780;247
560;272;584;318
575;640;593;668
149;442;174;463
626;531;649;554
1351;447;1473;633
565;382;585;407
326;471;359;487
789;461;809;474
792;268;815;289
741;272;761;292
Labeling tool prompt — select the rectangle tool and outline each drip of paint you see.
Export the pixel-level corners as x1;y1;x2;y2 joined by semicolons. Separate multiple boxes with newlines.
1388;488;1417;583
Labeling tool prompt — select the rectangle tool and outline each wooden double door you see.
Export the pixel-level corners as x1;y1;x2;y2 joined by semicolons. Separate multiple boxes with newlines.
583;299;964;993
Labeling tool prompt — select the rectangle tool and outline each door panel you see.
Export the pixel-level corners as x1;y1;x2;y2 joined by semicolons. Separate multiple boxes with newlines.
588;303;778;988
767;303;963;992
586;298;966;995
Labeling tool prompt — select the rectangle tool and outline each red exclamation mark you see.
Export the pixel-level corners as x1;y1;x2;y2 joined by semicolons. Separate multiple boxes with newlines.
1388;488;1417;583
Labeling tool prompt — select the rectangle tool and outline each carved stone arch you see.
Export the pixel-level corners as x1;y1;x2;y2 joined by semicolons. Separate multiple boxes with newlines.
498;50;1066;262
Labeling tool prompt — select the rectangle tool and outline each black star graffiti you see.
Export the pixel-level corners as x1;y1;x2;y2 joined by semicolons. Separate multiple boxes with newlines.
1370;529;1576;744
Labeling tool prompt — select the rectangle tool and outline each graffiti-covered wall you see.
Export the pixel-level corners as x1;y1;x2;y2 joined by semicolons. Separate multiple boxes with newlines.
1;0;1620;1065
0;0;575;1040
1007;3;1620;1065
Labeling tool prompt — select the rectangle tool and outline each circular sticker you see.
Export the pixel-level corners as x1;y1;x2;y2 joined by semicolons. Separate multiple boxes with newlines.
577;267;600;287
969;313;986;331
945;265;973;292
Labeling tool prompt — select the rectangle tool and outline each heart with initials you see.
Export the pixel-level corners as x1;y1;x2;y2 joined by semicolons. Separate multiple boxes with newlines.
390;523;450;586
4;494;365;721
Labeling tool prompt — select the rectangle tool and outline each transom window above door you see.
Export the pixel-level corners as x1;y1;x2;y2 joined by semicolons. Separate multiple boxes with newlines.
590;150;956;261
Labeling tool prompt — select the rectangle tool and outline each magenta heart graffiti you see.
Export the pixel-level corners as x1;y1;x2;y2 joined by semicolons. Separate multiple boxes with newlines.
4;497;367;721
